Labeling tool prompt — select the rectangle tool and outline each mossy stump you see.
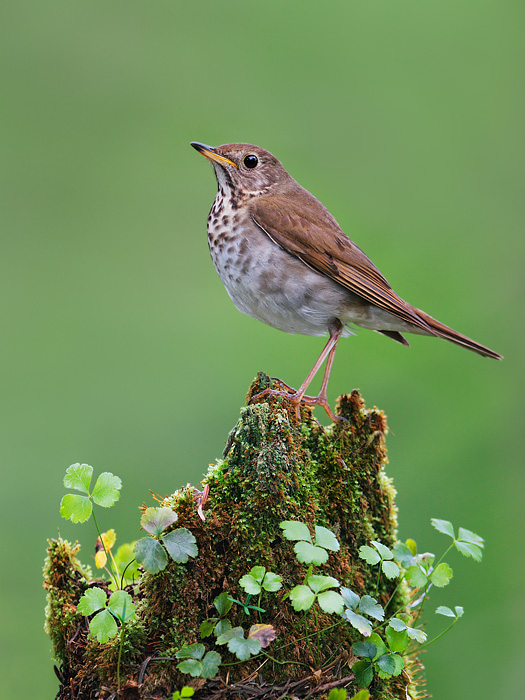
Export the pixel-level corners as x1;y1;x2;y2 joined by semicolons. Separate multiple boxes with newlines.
44;373;423;700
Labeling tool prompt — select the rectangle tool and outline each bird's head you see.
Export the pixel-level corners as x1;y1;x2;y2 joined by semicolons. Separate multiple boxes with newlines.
191;142;292;198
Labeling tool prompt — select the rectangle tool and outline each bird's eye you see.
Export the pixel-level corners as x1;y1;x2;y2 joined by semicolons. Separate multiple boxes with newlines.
243;154;258;169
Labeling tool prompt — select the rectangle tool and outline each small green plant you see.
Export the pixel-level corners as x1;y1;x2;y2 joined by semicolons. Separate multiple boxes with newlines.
199;591;234;639
341;588;384;636
172;687;194;700
358;540;400;595
328;690;370;700
216;623;276;660
60;463;122;588
133;506;198;574
175;643;222;678
77;587;136;643
280;520;340;564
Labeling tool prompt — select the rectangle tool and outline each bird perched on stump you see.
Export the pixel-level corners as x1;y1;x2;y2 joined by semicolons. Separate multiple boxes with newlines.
191;141;502;421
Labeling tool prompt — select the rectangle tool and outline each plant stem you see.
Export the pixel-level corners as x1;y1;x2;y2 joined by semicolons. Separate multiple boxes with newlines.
406;617;458;654
374;559;382;597
91;509;119;589
117;623;125;692
412;543;453;627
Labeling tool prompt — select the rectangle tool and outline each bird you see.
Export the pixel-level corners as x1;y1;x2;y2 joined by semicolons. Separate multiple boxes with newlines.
191;141;502;421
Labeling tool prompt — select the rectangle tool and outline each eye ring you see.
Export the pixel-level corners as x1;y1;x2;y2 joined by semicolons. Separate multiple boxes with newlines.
243;154;259;169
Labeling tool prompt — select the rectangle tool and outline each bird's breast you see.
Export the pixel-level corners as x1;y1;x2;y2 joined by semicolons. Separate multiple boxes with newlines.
206;194;355;336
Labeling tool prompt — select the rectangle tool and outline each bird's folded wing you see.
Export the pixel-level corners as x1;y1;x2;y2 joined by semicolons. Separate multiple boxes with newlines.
251;193;434;333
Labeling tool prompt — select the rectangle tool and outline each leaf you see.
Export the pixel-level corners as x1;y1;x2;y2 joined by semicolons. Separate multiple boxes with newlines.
176;643;205;660
214;591;233;617
239;573;263;595
262;571;282;592
318;590;345;614
89;608;118;642
406;539;417;556
77;587;107;615
385;626;409;652
431;518;455;539
328;690;348;700
341;587;360;610
95;529;117;568
289;584;316;611
214;619;231;637
307;575;340;594
294;541;328;565
228;635;261;661
162;528;198;563
454;541;483;562
199;618;217;638
134;537;168;573
353;641;377;659
101;529;117;550
314;525;340;551
91;472;122;507
357;595;384;621
435;605;456;617
60;494;93;523
405;565;428;588
180;689;195;699
140;507;178;537
388;618;407;632
455;605;464;618
107;590;136;623
358;545;381;566
177;659;202;676
248;624;276;648
200;650;221;678
352;659;374;688
430;562;453;587
368;633;388;659
249;565;266;581
216;627;243;645
392;542;415;567
280;520;312;542
371;540;393;560
382;560;400;579
458;527;484;547
351;692;370;700
375;654;395;676
389;654;405;677
344;610;372;636
63;463;93;494
406;627;427;643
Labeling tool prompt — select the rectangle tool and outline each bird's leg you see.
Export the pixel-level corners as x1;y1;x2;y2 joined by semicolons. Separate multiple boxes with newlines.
302;328;342;422
250;322;344;422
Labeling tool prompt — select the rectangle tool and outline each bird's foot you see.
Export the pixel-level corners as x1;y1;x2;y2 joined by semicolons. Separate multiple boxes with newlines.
250;385;345;424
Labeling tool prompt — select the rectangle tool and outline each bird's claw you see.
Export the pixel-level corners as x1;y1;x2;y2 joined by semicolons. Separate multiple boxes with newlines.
250;386;346;424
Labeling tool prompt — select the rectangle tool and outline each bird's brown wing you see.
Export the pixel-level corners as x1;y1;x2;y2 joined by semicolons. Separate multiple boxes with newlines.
251;192;435;333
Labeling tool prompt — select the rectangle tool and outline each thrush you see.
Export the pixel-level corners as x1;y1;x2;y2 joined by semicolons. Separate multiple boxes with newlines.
191;141;502;421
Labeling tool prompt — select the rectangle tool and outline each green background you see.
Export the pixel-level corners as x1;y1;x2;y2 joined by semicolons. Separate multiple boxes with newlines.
1;1;523;697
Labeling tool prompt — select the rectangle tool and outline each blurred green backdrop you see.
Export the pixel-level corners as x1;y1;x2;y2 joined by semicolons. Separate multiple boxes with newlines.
1;1;523;697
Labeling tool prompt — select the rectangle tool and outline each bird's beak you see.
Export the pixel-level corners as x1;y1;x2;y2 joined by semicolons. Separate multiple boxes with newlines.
191;142;238;168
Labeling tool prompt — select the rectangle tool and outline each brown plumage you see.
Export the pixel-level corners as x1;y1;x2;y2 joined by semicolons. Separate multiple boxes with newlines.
192;141;502;420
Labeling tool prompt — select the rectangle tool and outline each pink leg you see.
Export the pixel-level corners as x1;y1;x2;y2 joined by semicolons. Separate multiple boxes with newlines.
250;322;344;422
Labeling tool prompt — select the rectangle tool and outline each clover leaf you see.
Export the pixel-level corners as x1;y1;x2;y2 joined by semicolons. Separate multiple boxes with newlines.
280;520;340;565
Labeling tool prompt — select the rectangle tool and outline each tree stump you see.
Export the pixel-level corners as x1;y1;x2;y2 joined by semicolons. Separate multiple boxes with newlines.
43;373;424;699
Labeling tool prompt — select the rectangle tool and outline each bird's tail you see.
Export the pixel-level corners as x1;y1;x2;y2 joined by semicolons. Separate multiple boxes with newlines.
415;308;503;360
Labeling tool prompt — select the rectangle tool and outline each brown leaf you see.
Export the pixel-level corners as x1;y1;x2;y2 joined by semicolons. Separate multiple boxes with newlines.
248;623;276;648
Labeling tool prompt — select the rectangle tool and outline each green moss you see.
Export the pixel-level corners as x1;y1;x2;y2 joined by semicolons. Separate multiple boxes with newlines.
44;373;421;699
43;538;92;664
